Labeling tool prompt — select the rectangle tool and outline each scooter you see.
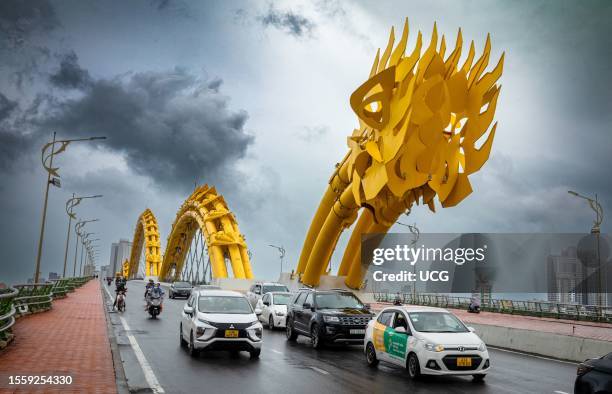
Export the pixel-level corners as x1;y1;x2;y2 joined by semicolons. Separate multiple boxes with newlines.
147;294;163;318
116;290;127;312
467;302;480;313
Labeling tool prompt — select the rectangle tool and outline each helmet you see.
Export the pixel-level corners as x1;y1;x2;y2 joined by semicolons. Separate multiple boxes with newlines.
115;272;121;277
148;279;154;283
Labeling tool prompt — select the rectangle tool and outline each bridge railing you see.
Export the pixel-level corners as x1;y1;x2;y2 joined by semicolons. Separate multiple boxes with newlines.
0;287;18;346
372;292;612;323
13;283;55;316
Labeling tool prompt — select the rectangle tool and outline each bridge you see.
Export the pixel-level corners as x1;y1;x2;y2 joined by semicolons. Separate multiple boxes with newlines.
2;19;611;394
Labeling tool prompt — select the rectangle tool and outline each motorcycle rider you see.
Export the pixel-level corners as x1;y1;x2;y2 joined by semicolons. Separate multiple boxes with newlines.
144;279;154;297
145;282;165;312
468;295;481;313
113;273;128;310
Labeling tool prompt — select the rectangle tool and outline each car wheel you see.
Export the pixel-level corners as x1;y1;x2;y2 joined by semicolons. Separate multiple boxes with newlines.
286;318;297;341
311;324;323;349
179;324;187;347
472;374;486;382
365;342;379;367
188;331;198;357
250;348;261;359
269;315;275;330
407;353;421;380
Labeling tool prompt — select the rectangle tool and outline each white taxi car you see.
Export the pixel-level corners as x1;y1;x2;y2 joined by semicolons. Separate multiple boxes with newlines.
258;291;292;329
364;306;490;381
180;289;263;359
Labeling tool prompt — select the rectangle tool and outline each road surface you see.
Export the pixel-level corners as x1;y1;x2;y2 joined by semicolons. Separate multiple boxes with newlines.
104;281;577;394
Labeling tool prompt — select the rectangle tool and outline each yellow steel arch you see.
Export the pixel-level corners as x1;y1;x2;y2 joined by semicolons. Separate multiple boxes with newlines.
297;19;504;289
127;208;161;278
157;184;253;281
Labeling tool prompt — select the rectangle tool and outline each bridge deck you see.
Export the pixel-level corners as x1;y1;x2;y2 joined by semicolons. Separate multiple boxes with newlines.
0;280;116;393
373;302;612;342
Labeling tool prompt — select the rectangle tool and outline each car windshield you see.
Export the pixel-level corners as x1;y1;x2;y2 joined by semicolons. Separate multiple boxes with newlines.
272;293;292;305
198;296;253;314
315;293;364;309
408;312;468;333
174;282;191;288
262;285;289;293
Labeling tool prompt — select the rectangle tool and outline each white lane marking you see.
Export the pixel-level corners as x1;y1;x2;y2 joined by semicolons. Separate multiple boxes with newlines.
554;391;569;394
119;316;165;393
270;349;283;355
309;366;329;375
488;346;579;365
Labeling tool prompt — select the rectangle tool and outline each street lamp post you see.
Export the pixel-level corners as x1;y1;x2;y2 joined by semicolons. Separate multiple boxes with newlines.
568;190;605;307
80;233;95;276
396;221;420;298
33;134;106;282
268;244;285;277
73;220;98;276
62;194;102;277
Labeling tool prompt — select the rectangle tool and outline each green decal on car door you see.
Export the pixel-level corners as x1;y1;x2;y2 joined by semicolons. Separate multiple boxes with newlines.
383;327;408;359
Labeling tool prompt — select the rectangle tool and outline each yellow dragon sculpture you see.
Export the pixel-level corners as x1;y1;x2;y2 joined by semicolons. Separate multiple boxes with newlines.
297;19;504;289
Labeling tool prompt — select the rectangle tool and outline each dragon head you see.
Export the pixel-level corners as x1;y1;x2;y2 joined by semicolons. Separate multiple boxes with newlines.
345;18;504;226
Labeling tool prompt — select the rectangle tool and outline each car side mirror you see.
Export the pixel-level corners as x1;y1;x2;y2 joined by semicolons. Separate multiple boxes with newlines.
263;301;270;306
302;302;311;310
255;308;262;316
254;289;261;295
183;306;193;316
468;326;475;332
394;326;408;334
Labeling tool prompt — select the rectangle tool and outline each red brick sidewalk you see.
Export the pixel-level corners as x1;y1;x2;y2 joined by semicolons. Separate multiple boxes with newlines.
372;303;612;342
0;280;116;393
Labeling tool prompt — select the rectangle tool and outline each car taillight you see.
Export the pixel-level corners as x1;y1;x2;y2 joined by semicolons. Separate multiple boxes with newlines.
576;363;593;376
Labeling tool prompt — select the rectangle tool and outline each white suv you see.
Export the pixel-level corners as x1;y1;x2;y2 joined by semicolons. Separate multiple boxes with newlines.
180;289;263;359
246;282;289;308
364;306;490;381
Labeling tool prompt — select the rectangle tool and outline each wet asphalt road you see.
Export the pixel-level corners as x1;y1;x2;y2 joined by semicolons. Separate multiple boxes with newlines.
107;281;577;394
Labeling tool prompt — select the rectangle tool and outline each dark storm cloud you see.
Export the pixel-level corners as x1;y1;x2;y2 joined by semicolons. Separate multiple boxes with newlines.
0;93;17;121
0;0;59;47
41;67;253;191
49;51;92;90
258;6;315;37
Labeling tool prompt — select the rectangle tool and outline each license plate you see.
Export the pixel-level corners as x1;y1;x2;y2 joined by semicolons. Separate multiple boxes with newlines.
224;330;239;338
457;357;472;367
350;329;365;335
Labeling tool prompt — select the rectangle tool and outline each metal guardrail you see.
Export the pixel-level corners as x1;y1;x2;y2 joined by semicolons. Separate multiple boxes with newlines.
13;283;55;316
0;287;18;343
373;292;612;323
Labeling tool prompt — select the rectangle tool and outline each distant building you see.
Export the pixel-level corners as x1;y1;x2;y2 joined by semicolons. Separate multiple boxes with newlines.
27;278;34;284
547;247;584;304
48;272;60;280
110;239;132;276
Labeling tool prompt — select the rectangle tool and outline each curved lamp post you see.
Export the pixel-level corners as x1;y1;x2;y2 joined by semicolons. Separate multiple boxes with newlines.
34;133;106;282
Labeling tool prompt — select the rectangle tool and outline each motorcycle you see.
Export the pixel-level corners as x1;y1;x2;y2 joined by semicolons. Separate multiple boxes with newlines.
147;294;163;318
116;290;127;312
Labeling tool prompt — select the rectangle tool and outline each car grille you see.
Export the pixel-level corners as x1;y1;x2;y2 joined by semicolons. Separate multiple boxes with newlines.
206;322;253;330
442;355;483;371
338;316;371;326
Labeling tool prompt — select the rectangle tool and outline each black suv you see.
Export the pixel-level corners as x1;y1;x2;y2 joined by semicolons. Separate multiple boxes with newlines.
285;289;373;348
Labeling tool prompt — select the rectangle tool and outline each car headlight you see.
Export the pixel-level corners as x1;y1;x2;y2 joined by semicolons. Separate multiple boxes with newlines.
197;318;214;327
195;323;216;340
425;343;445;352
478;342;487;352
323;315;340;323
247;322;263;341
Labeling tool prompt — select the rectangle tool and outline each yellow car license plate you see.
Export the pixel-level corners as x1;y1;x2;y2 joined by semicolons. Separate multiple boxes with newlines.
224;330;239;338
457;357;472;367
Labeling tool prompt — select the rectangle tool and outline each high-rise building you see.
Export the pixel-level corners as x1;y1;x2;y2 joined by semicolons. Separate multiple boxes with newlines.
547;247;584;304
110;239;132;276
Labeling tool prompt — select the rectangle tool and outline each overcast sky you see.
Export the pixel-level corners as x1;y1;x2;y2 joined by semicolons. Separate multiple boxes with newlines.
1;0;611;285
